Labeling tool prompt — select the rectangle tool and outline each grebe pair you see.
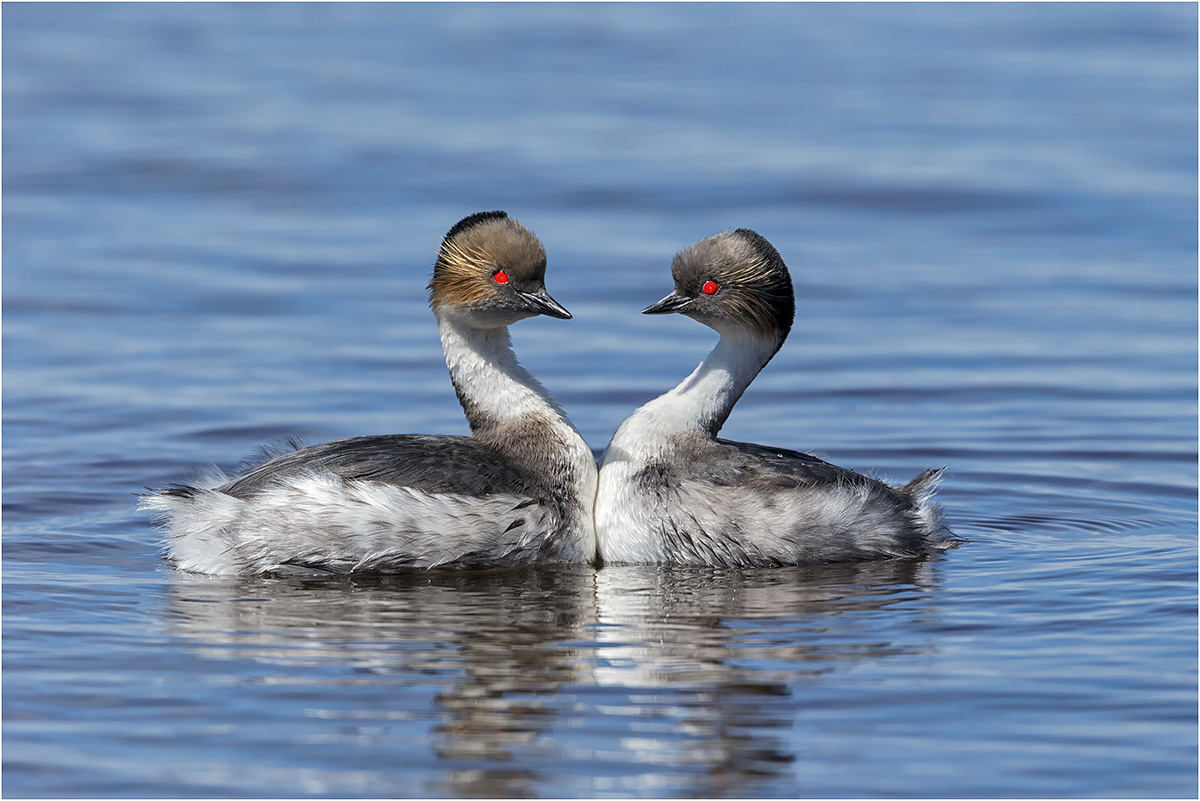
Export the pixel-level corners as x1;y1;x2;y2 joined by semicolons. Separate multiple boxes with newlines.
143;211;952;575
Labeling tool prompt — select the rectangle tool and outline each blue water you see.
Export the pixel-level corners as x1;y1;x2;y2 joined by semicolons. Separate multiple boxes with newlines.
4;3;1196;797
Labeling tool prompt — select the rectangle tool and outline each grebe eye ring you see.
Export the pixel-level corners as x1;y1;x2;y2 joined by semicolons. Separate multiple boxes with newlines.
493;270;510;285
701;280;719;295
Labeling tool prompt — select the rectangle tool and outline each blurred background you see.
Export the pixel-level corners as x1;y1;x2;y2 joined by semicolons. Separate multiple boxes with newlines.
4;4;1196;797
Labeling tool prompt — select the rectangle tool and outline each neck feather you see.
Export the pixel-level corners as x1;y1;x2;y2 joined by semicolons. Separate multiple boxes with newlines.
435;313;598;556
639;335;779;437
436;314;571;433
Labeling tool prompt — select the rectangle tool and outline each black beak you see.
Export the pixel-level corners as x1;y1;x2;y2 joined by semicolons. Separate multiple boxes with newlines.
643;290;693;315
519;288;572;320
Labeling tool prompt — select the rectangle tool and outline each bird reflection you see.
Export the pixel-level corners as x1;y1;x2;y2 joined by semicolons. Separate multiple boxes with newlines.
165;557;944;797
589;559;942;796
167;565;596;797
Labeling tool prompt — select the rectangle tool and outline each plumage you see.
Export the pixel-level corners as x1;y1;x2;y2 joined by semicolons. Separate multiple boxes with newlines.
142;211;597;575
595;229;955;567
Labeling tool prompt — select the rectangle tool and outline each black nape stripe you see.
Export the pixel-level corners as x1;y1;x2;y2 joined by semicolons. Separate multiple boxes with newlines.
732;228;783;267
444;210;509;242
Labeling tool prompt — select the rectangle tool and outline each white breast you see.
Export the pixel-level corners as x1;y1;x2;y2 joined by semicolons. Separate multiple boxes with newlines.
595;414;673;563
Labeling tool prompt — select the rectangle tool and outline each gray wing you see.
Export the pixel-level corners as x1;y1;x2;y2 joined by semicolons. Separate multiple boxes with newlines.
640;439;928;566
220;434;540;500
709;439;878;490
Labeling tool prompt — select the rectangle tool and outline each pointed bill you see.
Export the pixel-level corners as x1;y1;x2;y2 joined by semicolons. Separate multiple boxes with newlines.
643;290;693;315
519;288;572;319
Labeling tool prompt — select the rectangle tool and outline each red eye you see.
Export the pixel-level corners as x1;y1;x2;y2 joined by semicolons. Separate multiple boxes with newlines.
702;280;719;295
493;270;510;284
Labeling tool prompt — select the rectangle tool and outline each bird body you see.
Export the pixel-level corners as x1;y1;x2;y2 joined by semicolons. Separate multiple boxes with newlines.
143;211;597;575
595;229;952;567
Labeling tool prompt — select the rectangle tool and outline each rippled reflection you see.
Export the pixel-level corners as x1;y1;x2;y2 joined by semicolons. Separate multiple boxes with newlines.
585;561;944;795
166;559;945;796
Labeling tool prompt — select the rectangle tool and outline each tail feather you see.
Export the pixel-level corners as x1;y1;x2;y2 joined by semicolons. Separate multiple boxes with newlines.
900;467;957;546
901;467;944;501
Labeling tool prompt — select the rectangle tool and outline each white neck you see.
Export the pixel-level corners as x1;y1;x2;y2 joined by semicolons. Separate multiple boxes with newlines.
436;313;573;432
435;312;598;559
628;334;779;440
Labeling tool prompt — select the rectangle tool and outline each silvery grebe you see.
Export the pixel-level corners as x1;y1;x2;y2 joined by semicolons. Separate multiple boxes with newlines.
595;229;953;567
143;211;598;575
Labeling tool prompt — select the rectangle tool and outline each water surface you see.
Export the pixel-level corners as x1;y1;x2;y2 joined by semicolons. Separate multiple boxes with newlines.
4;4;1196;797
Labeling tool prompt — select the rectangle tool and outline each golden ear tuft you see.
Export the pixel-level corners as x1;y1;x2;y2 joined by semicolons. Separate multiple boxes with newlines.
429;237;495;309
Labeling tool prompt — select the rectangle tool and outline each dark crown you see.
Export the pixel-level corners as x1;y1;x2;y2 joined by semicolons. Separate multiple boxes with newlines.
672;228;795;342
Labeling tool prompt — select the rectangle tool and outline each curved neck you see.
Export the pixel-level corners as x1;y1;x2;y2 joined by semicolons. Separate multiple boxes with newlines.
435;313;597;556
436;314;572;435
640;335;780;437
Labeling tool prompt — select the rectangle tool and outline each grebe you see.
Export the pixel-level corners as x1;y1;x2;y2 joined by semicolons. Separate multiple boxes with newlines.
595;229;953;567
143;211;598;575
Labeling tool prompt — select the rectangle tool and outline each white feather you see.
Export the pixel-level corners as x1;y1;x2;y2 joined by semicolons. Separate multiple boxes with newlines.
596;327;950;566
143;471;574;575
145;231;598;575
